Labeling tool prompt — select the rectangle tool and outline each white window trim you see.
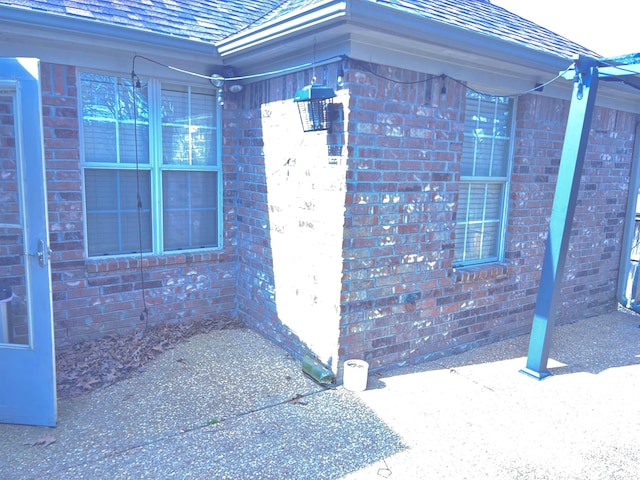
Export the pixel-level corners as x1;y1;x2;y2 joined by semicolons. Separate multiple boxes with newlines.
454;96;517;267
78;72;224;258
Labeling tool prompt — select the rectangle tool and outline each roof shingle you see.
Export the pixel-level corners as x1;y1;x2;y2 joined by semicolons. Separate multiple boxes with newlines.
0;0;597;58
0;0;286;43
370;0;597;58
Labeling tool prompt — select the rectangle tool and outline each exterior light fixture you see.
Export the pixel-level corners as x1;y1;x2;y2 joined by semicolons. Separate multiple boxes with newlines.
336;60;345;88
209;74;225;106
293;80;336;132
209;74;224;88
439;74;447;95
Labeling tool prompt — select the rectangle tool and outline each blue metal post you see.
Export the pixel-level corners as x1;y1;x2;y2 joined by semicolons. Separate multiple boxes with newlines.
521;56;599;379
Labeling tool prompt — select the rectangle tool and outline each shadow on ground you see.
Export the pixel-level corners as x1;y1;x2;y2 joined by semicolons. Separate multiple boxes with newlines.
0;329;406;479
339;310;640;479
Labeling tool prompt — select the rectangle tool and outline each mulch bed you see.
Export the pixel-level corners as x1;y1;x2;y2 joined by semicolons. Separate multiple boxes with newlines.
55;315;245;399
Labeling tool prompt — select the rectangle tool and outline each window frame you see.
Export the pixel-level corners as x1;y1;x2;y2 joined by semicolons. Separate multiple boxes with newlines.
454;93;517;267
78;71;223;258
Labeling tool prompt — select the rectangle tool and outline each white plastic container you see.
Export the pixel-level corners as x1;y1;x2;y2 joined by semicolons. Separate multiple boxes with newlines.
343;359;369;392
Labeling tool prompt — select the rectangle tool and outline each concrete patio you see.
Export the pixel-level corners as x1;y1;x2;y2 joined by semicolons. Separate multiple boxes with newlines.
1;310;639;479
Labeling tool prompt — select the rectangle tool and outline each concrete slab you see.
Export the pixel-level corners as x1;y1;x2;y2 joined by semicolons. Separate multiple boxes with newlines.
344;310;640;479
1;311;639;479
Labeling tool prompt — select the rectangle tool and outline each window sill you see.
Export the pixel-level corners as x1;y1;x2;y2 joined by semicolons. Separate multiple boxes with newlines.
452;262;510;284
86;249;227;273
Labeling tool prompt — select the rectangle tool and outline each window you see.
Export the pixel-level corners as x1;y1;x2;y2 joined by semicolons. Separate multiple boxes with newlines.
80;72;220;256
454;92;514;265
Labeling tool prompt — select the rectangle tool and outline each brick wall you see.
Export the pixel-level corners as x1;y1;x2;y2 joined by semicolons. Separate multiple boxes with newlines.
337;61;636;371
229;60;636;375
339;63;463;369
510;96;635;323
231;66;348;371
40;62;238;346
36;58;637;371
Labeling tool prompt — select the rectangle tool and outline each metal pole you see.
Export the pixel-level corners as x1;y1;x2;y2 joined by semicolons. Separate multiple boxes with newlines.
521;56;599;379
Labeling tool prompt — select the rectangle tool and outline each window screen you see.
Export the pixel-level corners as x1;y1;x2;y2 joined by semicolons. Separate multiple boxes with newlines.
162;171;218;251
80;72;220;256
85;169;152;256
455;93;514;264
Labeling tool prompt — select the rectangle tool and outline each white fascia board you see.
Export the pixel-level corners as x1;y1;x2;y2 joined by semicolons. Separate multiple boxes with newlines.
350;34;640;113
218;0;640;113
0;5;220;82
598;83;640;114
346;28;570;86
217;0;574;85
346;0;574;75
218;0;570;72
353;31;640;113
217;0;347;57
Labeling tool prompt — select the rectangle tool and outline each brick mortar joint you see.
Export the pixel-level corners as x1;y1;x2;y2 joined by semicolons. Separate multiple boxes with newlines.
451;263;511;284
85;251;227;273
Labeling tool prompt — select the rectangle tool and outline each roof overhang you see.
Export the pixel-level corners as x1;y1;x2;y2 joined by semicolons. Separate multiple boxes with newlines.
0;5;221;83
217;0;640;113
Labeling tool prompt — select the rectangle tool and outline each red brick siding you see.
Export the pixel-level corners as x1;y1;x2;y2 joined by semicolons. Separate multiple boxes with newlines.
41;62;238;346
40;57;636;372
231;65;347;367
508;95;634;324
558;105;635;316
338;61;636;370
227;91;276;333
340;63;462;369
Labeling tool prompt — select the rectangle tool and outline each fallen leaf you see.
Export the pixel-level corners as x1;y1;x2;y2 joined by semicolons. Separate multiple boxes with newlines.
54;315;244;399
289;393;308;405
32;434;56;447
81;376;100;391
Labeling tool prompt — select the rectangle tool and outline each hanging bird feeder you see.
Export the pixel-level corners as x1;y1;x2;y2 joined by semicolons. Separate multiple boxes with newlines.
293;81;336;132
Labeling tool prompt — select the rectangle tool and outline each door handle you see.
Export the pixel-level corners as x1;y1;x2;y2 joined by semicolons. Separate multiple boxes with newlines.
25;239;50;268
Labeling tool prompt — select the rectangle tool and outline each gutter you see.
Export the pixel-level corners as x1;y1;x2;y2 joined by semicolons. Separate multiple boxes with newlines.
218;0;347;57
345;0;575;72
217;0;573;75
216;0;640;113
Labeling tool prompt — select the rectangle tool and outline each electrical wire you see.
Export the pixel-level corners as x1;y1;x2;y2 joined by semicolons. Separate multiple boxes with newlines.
446;66;573;98
132;51;639;100
132;53;345;83
346;58;575;98
130;70;149;331
360;62;441;85
133;54;214;80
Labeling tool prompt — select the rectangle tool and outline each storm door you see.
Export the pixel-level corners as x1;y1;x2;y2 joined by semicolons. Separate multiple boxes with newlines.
0;58;56;426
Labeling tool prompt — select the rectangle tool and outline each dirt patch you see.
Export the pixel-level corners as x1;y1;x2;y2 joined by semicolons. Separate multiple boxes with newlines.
55;315;245;399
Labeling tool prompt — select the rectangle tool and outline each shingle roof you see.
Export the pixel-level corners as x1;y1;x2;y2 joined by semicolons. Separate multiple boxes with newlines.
0;0;597;58
372;0;597;58
0;0;286;43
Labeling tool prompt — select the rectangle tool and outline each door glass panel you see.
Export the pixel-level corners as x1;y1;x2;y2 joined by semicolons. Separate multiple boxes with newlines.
0;88;29;346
